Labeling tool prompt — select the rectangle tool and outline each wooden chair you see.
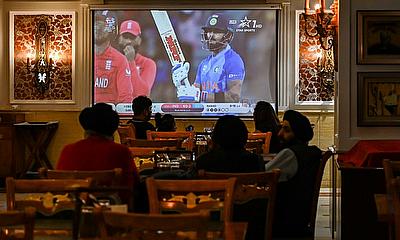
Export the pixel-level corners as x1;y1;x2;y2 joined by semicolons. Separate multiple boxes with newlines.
5;177;93;240
0;207;36;240
146;177;236;222
247;132;272;154
38;167;123;187
129;147;160;172
93;207;210;240
383;159;400;195
147;130;195;151
117;124;136;145
245;139;265;154
127;139;180;149
273;150;332;240
390;177;400;240
307;150;332;239
38;167;125;207
198;169;281;240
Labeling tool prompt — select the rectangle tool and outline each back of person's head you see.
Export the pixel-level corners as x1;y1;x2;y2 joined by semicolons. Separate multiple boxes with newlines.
156;114;176;132
79;103;119;137
132;96;152;115
282;110;313;143
154;112;162;126
212;115;248;150
253;101;280;133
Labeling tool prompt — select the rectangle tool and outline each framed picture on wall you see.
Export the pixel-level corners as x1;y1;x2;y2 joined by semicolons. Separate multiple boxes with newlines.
357;11;400;64
9;11;76;104
357;72;400;126
294;10;334;109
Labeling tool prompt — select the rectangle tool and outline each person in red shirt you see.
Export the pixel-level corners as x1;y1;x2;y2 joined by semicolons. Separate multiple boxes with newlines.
57;103;139;207
94;11;133;104
117;20;157;98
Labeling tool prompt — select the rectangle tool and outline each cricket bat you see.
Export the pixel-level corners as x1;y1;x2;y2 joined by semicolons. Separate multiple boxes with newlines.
151;10;200;102
151;10;185;66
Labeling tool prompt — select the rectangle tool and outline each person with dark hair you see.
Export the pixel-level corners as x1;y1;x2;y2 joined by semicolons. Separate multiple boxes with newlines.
128;95;156;139
172;13;245;103
253;101;282;153
56;103;139;205
196;115;264;172
94;11;133;104
265;110;322;237
155;113;176;132
117;20;157;98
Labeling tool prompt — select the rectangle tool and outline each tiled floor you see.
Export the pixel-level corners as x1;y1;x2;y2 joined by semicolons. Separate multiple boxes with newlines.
315;191;334;240
0;190;335;240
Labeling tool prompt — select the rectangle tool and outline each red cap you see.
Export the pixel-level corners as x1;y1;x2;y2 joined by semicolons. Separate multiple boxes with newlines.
120;20;141;36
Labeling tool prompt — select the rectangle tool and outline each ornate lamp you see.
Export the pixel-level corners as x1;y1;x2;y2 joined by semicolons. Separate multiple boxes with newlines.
303;0;338;51
26;16;56;94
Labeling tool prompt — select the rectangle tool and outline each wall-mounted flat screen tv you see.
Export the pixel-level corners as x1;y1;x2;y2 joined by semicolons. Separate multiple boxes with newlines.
92;7;279;117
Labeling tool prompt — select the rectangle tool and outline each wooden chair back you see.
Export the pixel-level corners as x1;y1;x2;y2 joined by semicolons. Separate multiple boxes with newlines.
146;177;236;221
117;124;136;145
129;147;161;172
147;130;195;151
153;150;195;171
5;177;93;238
390;177;400;240
38;168;123;187
0;207;36;240
308;150;332;235
93;207;210;240
383;159;400;195
198;169;280;240
245;139;265;154
248;132;272;154
127;139;180;149
38;167;126;209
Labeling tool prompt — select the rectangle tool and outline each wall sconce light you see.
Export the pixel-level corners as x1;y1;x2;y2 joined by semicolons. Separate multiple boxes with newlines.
317;50;335;91
303;0;338;74
26;16;56;94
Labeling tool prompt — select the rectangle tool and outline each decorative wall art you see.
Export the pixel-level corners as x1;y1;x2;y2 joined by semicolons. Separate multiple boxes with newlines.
357;11;400;64
358;72;400;126
295;10;334;106
10;11;75;103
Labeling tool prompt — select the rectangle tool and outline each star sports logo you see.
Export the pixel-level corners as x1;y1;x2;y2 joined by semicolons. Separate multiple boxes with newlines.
236;16;263;33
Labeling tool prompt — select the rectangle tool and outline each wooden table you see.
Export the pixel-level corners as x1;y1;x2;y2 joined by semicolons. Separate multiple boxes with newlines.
337;161;390;240
79;221;247;240
14;121;59;173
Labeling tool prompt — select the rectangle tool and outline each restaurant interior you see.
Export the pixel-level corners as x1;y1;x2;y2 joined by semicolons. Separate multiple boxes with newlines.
1;0;400;239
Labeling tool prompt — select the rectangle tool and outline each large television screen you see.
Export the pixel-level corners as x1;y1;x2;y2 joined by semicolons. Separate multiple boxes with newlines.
93;8;278;117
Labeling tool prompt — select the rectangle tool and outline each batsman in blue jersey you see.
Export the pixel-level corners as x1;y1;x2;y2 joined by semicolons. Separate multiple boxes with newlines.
172;13;245;103
195;13;245;102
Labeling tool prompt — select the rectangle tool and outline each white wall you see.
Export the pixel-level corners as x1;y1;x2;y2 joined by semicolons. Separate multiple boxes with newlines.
336;0;400;151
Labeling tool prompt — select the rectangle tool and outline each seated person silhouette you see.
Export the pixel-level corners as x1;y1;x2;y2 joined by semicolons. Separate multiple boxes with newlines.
265;110;322;237
128;96;156;139
253;101;282;153
196;115;265;173
155;113;177;132
56;103;139;207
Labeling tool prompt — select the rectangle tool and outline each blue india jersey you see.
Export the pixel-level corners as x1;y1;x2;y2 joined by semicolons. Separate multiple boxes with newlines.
194;45;245;93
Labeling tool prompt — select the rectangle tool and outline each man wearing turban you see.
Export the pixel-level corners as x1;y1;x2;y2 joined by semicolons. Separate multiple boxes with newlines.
265;110;322;237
